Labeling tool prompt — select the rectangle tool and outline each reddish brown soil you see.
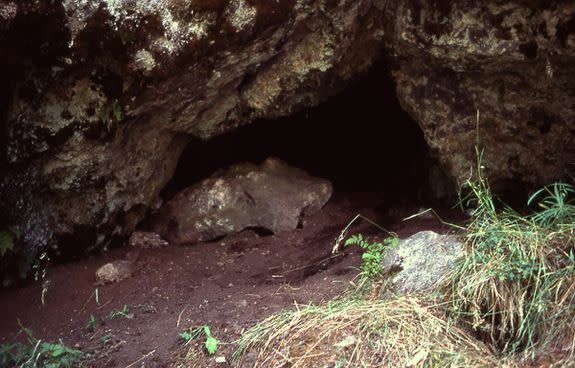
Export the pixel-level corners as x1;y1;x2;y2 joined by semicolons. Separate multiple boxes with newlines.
0;195;461;367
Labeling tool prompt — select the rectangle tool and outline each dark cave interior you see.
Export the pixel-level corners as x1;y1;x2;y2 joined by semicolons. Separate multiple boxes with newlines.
45;58;454;268
163;58;451;212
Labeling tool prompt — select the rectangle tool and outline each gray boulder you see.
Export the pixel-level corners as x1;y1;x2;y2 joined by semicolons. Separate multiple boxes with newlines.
382;231;464;294
152;158;332;245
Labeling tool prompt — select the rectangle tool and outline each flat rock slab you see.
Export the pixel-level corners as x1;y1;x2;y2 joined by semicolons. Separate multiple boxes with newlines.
153;157;332;245
381;231;464;294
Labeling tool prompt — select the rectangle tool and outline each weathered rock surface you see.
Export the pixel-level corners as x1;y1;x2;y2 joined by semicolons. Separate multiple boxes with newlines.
152;158;332;244
381;231;464;294
0;0;385;253
383;1;575;187
95;259;134;285
1;0;575;256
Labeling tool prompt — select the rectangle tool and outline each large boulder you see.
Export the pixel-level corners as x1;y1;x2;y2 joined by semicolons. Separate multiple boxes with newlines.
152;158;332;244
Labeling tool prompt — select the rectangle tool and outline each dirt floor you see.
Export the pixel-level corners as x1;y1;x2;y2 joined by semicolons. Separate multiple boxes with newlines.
0;194;460;367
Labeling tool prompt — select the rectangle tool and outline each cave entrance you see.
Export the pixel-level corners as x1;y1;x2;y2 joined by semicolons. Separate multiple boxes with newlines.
163;58;451;224
0;60;458;368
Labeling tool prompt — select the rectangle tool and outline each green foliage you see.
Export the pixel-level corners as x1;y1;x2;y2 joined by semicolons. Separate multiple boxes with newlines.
451;148;575;355
180;325;218;355
203;326;218;355
99;100;123;132
528;182;575;227
0;325;82;367
179;330;194;342
100;334;112;345
108;305;131;319
0;226;19;257
344;234;399;278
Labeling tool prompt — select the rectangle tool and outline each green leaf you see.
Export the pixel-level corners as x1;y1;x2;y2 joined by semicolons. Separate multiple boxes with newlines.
51;346;65;357
203;325;211;337
113;103;122;122
179;331;192;342
205;336;218;355
386;237;399;247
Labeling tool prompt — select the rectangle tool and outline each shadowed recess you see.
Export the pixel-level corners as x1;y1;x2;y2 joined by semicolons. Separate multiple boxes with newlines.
164;58;445;207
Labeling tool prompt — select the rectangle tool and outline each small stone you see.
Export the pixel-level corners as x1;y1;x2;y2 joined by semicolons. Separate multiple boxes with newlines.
215;356;227;363
128;231;168;249
95;260;134;285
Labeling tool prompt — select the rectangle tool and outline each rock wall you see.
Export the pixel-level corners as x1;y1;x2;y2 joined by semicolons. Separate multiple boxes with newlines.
1;0;574;256
384;0;575;187
0;0;386;251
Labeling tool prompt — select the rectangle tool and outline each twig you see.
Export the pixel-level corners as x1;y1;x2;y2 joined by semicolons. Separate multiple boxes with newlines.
332;214;394;254
124;349;155;368
280;253;344;275
402;208;466;230
77;289;96;317
23;339;41;366
177;307;187;327
96;299;113;310
272;347;293;363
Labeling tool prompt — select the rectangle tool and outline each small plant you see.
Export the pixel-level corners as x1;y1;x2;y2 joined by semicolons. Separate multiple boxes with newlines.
180;325;218;355
108;305;131;319
86;315;98;332
100;334;112;345
99;99;123;132
0;325;82;367
0;225;19;257
344;234;399;278
528;182;575;227
179;330;195;343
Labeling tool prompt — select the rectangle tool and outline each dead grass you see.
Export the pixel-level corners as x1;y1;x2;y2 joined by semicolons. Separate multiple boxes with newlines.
232;295;505;368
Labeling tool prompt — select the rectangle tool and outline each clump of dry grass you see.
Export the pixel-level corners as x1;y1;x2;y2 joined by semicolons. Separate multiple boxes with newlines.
232;296;504;368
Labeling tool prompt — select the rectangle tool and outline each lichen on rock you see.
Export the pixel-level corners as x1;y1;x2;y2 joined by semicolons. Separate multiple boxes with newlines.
225;0;257;32
62;0;215;58
381;231;464;294
384;0;575;187
0;1;17;21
